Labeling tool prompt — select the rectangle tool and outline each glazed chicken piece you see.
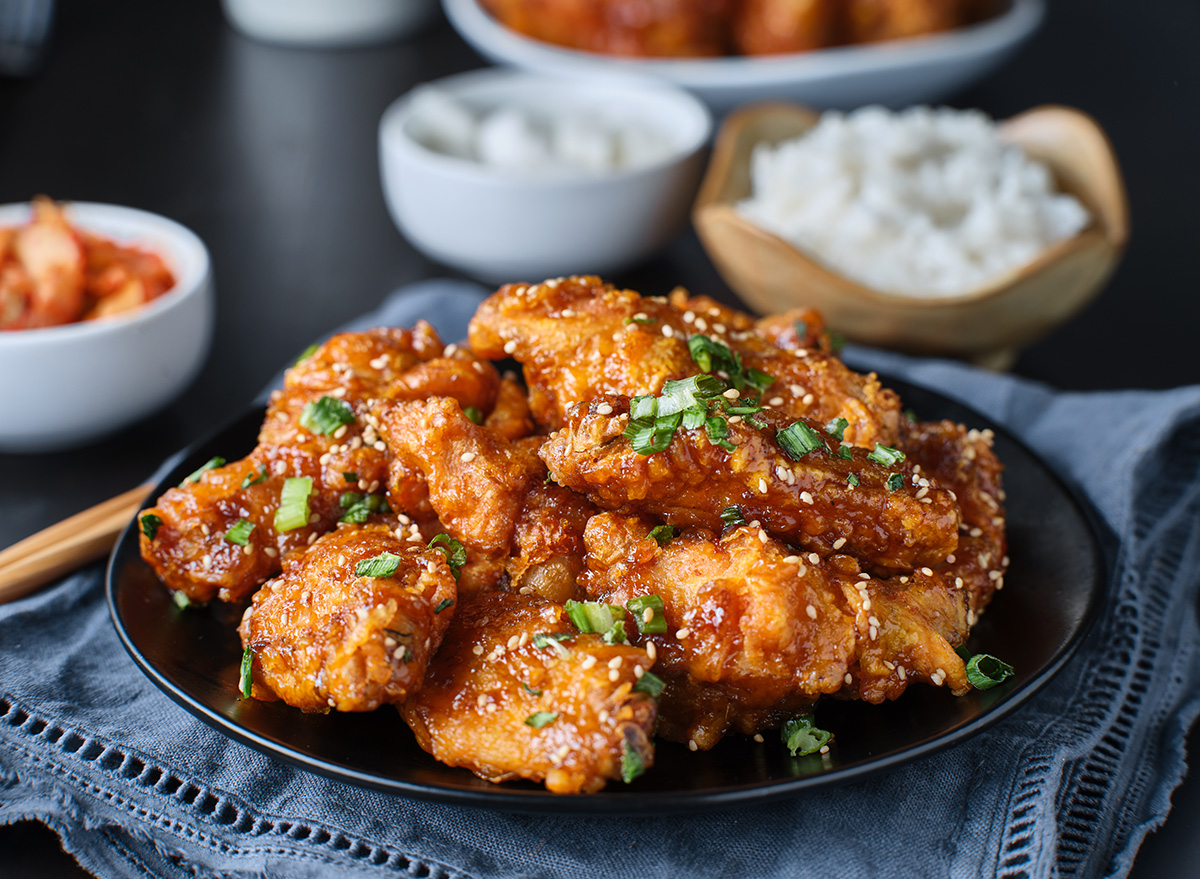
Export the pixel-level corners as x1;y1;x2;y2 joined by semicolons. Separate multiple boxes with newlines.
239;524;457;713
469;275;900;446
401;590;658;793
733;0;837;55
582;512;969;749
382;396;597;602
900;419;1008;616
843;0;966;43
541;395;959;571
479;0;734;57
140;324;502;603
2;196;85;328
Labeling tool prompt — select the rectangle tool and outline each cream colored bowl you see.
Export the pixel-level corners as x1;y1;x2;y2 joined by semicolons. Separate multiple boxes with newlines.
0;202;214;452
693;103;1129;368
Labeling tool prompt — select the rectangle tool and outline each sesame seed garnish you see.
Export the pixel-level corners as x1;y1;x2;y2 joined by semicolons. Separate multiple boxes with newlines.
443;344;458;357
768;396;784;407
728;415;742;425
782;554;801;564
306;532;318;545
714;323;726;333
634;665;644;679
507;635;519;650
688;739;698;752
319;453;331;465
646;641;657;661
264;547;278;558
242;544;253;555
801;491;814;505
946;554;956;564
503;340;517;355
955;577;964;589
374;440;386;451
869;625;878;640
868;616;880;628
969;527;983;538
661;325;673;338
643;607;655;624
753;733;764;743
461;451;477;463
862;598;871;611
844;673;853;685
596;402;614;416
921;567;933;576
683;311;695;323
581;655;597;670
796;565;807;576
832;537;846;550
694;317;708;332
758;529;769;545
333;424;348;439
898;666;907;680
608;656;622;670
809;553;821;565
472;644;483;656
989;570;1002;580
802;394;815;406
758;478;768;493
819;744;830;755
273;461;287;476
598;709;609;723
675;628;691;639
608;669;620;682
806;604;817;620
723;388;740;400
308;513;321;525
789;384;804;395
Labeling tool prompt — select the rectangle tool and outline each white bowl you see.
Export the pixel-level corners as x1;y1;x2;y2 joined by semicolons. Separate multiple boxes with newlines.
222;0;435;48
378;69;712;282
0;202;215;452
442;0;1044;113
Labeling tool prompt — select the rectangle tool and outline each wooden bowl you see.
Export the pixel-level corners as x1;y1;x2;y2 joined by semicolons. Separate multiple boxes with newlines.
693;104;1129;369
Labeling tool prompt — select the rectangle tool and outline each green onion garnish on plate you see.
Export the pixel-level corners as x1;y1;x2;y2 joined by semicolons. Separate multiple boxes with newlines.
273;477;313;532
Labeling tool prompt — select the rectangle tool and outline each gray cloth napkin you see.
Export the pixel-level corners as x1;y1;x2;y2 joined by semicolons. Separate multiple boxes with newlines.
3;280;1200;879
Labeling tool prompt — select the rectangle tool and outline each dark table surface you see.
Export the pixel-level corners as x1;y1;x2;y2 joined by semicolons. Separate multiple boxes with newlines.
1;0;1197;876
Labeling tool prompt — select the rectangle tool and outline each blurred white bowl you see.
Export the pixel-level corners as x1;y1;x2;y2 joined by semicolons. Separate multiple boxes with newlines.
0;202;214;452
378;68;712;282
442;0;1044;113
222;0;435;47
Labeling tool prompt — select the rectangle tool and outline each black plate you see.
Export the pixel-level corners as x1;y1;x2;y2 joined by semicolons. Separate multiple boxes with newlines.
107;377;1106;813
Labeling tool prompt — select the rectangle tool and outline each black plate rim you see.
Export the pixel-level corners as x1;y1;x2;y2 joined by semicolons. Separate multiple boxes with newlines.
106;377;1108;813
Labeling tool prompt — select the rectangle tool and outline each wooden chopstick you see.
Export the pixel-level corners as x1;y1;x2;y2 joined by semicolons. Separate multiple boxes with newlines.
0;482;155;605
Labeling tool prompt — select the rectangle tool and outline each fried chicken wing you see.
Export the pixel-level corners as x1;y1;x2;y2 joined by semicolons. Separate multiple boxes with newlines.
140;325;500;603
239;524;457;712
381;396;598;601
844;0;965;43
401;590;658;793
582;512;969;748
541;395;959;571
733;0;837;55
901;419;1008;615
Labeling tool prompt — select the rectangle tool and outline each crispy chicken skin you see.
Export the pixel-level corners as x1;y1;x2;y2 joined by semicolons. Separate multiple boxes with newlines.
541;395;958;571
469;275;900;446
140;324;500;604
239;524;457;713
582;512;968;748
733;0;837;55
401;590;658;793
901;419;1008;615
382;396;597;602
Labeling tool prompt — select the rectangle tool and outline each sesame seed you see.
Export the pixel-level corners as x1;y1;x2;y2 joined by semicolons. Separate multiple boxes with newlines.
307;532;318;545
443;344;458;357
809;553;821;565
869;625;878;640
782;555;801;564
989;570;1002;580
643;607;654;624
868;616;880;628
634;665;644;679
676;628;691;639
581;655;597;670
844;673;853;685
946;554;956;564
801;491;814;505
789;384;804;395
461;451;477;463
819;744;830;755
242;545;253;555
862;598;871;611
768;396;784;407
753;733;764;743
775;465;789;481
723;387;741;400
802;394;815;406
969;527;983;538
955;577;964;589
308;513;321;525
476;694;489;707
714;323;726;333
832;537;846;550
661;325;673;338
728;415;742;425
608;656;622;670
507;635;519;650
806;604;817;620
758;529;769;545
472;644;483;656
596;402;614;416
273;461;287;476
333;424;348;439
898;666;907;681
758;478;768;493
921;567;934;576
694;317;708;331
598;709;609;723
319;453;331;465
264;547;278;558
608;669;620;682
683;311;695;323
688;739;698;752
503;340;517;355
796;565;807;577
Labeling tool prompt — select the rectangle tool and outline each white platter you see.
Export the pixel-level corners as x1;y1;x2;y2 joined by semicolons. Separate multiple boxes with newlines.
442;0;1045;113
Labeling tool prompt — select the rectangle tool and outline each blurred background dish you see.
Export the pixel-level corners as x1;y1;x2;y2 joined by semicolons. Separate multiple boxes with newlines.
378;68;711;282
0;201;213;452
221;0;435;48
693;103;1128;368
442;0;1044;112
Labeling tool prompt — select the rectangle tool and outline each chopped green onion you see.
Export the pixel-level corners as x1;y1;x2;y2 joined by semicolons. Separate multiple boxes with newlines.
224;519;255;546
904;408;918;422
399;648;413;663
463;406;483;425
778;421;825;460
647;525;675;546
241;465;268;489
867;444;906;467
181;456;225;487
658;375;725;417
239;647;253;699
544;471;556;485
340;492;390;524
524;712;558;729
532;632;571;649
273;477;313;532
428;533;466;579
825;417;849;441
356;552;402;578
837;446;853;460
744;368;774;395
886;473;905;491
629;395;657;422
627;595;667;634
963;653;1015;690
687;334;733;374
521;681;543;696
434;598;454;614
625;419;677;455
705;415;735;451
299;395;356;436
721;506;746;528
603;620;627;645
623;315;657;325
171;591;192;610
342;471;358;483
632;670;666;698
829;332;846;354
847;474;860;487
292;342;319;366
781;713;832;757
793;320;808;338
140;513;162;541
564;600;622;634
621;740;645;783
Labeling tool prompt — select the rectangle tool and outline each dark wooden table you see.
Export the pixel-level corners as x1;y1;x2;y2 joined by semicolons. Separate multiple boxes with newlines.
2;1;1197;875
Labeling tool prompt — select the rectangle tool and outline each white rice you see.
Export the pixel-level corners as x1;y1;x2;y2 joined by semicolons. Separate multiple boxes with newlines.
737;106;1091;298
